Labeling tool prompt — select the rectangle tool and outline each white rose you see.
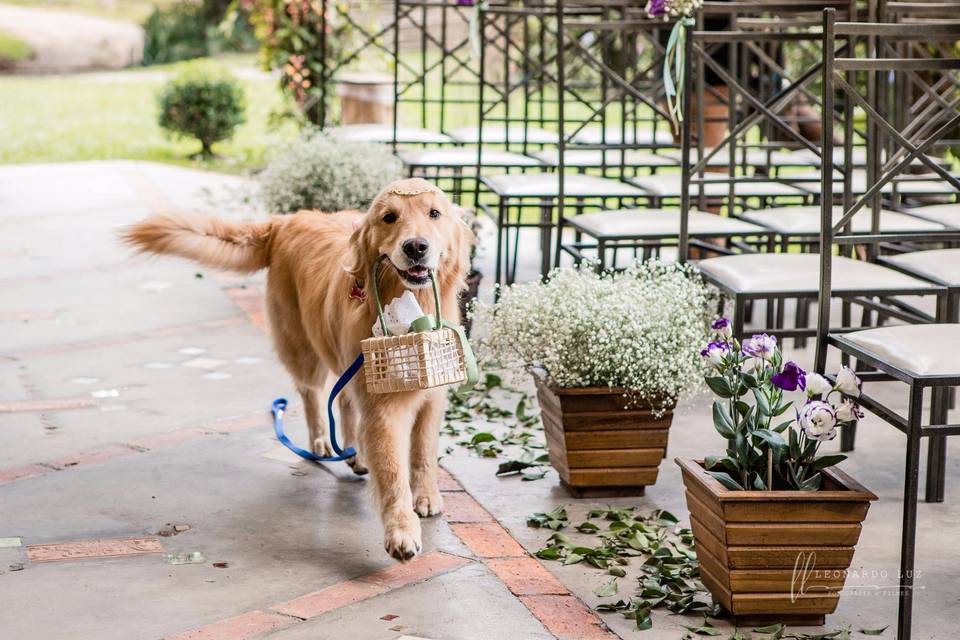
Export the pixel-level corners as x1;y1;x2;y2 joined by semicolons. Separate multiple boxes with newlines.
805;372;833;397
835;366;862;397
799;400;838;441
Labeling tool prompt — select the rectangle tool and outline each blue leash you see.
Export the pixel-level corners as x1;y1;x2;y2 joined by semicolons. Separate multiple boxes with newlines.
271;353;363;462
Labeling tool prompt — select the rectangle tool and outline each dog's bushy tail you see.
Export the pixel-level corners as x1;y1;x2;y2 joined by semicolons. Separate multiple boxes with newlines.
121;213;275;273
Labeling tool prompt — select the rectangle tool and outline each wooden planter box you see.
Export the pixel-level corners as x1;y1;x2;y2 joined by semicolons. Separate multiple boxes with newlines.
676;458;877;626
534;378;673;497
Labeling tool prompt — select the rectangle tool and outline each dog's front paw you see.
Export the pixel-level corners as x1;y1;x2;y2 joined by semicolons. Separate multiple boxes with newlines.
312;437;334;458
413;490;443;518
384;511;422;562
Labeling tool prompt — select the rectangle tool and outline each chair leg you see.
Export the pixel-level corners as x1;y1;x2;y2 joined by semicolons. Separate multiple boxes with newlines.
897;386;924;640
840;421;857;453
925;387;949;503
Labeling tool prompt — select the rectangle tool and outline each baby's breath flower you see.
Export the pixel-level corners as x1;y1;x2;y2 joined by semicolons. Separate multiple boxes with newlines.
473;260;711;414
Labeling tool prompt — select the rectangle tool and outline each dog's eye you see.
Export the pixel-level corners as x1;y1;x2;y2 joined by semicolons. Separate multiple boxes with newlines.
428;209;441;219
382;212;398;224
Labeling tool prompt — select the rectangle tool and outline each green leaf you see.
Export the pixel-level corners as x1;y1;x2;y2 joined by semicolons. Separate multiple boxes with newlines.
484;373;502;388
712;401;736;438
634;607;653;630
859;627;889;636
705;376;734;398
521;468;548;481
576;521;600;533
811;453;848;470
798;472;823;491
753;428;787;450
470;432;497;445
706;470;744;490
753;388;771;417
608;566;626;577
753;624;785;633
593;577;619;597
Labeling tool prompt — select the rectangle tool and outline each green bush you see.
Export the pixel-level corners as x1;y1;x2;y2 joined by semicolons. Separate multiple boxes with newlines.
258;131;403;213
157;61;246;158
0;30;33;66
142;2;209;66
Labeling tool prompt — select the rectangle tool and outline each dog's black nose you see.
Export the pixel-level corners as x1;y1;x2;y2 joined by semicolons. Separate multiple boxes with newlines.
402;237;430;261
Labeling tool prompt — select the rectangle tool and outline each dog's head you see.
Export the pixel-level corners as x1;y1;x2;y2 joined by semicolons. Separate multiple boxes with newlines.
348;178;471;290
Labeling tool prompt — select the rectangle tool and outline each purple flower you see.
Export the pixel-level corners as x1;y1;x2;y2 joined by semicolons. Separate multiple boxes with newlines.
700;341;729;369
710;317;732;339
742;333;777;361
456;0;475;5
645;0;667;18
771;361;806;392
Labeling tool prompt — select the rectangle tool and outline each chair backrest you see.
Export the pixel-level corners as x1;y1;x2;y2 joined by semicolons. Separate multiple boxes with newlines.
814;8;960;371
391;0;482;146
677;1;858;260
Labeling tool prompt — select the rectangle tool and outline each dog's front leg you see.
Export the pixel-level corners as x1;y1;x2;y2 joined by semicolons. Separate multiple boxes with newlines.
362;401;422;561
410;390;444;517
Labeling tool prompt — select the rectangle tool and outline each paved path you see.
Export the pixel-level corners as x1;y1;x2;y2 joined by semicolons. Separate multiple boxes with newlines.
0;4;142;72
0;161;957;640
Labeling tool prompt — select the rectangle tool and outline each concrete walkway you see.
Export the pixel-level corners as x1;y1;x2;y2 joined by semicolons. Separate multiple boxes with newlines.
1;161;957;640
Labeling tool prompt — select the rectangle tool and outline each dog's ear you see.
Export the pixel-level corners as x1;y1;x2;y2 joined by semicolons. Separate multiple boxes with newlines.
344;214;374;281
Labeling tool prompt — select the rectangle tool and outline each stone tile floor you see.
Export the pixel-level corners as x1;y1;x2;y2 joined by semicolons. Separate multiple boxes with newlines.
0;161;957;640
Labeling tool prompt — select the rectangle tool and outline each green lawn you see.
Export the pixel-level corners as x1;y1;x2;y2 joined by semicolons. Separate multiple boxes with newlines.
1;0;171;22
0;56;299;174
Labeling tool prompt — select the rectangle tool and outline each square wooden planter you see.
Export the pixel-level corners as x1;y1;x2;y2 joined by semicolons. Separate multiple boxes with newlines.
676;458;877;626
534;377;673;497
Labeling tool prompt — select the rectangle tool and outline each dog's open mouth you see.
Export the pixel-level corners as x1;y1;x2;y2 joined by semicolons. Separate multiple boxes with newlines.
397;264;431;285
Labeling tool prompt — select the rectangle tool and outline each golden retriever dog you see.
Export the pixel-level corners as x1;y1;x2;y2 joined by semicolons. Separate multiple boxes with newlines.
123;178;471;561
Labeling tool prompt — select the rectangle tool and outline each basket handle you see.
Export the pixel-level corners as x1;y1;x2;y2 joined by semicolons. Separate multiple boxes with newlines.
371;254;443;337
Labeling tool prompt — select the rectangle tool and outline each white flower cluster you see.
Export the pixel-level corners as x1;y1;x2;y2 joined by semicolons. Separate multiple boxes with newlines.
259;130;403;214
666;0;702;18
473;261;711;413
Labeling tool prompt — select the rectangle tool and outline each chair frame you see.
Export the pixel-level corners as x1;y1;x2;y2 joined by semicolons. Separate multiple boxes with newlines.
814;10;960;639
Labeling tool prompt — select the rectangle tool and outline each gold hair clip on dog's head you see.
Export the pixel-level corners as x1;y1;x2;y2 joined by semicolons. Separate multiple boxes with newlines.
386;186;440;197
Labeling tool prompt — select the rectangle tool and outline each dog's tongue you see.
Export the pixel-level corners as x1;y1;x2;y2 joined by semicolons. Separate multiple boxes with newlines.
406;266;429;278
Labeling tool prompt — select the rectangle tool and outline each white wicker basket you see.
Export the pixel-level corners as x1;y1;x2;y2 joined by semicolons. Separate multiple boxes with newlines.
361;256;469;394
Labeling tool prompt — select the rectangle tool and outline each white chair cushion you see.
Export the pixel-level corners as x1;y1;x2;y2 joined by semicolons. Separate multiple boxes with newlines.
628;174;807;198
324;124;454;144
397;148;543;168
905;204;960;229
568;209;767;238
786;148;948;169
661;148;811;168
883;249;960;286
698;253;937;294
569;127;675;146
531;149;677;168
448;125;558;144
482;173;647;198
740;205;946;235
787;170;960;197
842;324;960;376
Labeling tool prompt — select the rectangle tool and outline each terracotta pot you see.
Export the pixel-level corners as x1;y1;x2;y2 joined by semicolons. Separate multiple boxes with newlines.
676;458;877;626
534;377;674;497
458;270;482;337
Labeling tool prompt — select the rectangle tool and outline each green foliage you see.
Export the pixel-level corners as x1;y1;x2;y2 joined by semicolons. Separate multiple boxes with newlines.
157;60;246;158
143;2;209;65
231;0;376;124
0;30;32;64
257;130;402;213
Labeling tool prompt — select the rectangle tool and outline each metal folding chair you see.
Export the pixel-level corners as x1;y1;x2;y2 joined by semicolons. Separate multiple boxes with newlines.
813;11;960;639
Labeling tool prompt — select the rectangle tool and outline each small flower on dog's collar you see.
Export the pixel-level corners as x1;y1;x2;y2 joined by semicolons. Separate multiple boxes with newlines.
349;280;366;302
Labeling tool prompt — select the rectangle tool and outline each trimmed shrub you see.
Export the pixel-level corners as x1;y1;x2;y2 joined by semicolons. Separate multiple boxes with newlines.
258;131;403;214
157;60;246;158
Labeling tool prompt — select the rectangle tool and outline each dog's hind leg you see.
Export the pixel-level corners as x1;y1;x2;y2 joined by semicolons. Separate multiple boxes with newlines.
410;390;444;517
339;395;367;475
299;383;335;458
